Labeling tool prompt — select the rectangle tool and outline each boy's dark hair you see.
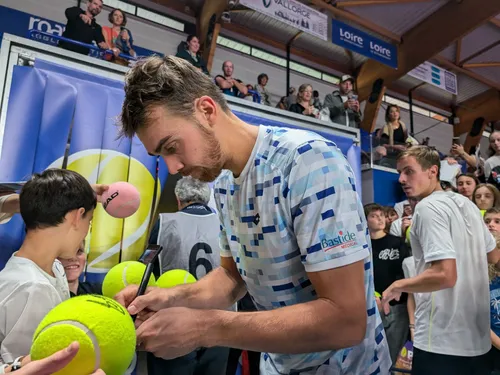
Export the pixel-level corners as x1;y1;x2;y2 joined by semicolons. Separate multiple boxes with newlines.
20;169;96;230
364;203;384;218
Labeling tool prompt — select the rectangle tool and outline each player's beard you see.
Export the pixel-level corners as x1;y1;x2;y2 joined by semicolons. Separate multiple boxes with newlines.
181;122;225;183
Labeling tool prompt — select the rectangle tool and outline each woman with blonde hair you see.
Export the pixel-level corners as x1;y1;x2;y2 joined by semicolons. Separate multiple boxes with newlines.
288;84;318;118
473;183;500;212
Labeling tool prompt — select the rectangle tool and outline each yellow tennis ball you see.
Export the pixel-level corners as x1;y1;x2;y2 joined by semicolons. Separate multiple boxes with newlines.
481;209;486;217
156;269;197;288
102;261;155;298
405;225;411;244
30;295;136;375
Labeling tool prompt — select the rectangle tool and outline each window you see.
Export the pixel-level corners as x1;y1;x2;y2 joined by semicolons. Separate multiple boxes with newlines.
104;0;136;14
216;36;339;84
217;36;251;54
136;8;184;32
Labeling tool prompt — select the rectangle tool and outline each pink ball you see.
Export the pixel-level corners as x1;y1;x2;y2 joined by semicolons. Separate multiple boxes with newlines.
102;182;141;218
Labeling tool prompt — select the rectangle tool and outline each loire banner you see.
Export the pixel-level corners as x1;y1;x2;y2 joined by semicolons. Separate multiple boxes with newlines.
332;20;398;69
239;0;328;41
408;61;458;95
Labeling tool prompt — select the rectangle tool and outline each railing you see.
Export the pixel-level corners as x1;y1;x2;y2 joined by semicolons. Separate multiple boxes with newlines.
360;129;411;171
247;89;261;104
28;30;136;61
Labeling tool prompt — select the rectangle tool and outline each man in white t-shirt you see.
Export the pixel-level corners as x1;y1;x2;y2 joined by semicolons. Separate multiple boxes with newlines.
0;194;18;224
0;169;97;364
382;145;500;375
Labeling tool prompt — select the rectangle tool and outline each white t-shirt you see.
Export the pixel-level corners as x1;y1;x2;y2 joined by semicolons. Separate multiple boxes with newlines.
390;218;403;237
484;155;500;179
394;200;409;219
0;255;70;363
0;195;15;224
410;191;495;357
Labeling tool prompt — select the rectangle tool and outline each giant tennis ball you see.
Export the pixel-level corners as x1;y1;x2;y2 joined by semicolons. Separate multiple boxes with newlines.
102;261;156;298
30;295;136;375
102;181;141;218
156;269;196;288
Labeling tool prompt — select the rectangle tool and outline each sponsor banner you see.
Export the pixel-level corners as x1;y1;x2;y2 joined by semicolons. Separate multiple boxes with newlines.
240;0;328;41
408;61;458;95
332;20;398;69
0;5;160;57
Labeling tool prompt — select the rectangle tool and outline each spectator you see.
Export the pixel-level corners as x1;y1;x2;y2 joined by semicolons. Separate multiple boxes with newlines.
58;240;101;297
255;73;271;106
379;105;408;150
102;9;136;66
284;87;296;109
484;209;500;374
450;143;478;172
59;0;108;55
486;131;500;184
276;96;287;110
0;169;96;363
244;84;255;102
323;75;362;128
288;84;318;118
486;207;500;236
215;61;248;97
147;177;230;375
457;173;479;200
364;203;410;364
176;35;208;75
384;206;399;233
312;90;322;111
473;183;500;212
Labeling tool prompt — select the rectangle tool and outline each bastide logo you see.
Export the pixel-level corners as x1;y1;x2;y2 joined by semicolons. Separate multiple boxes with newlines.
263;0;272;8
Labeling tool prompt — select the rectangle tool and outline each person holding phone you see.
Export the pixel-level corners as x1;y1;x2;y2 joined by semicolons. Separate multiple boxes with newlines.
323;75;362;128
102;9;136;66
116;56;390;375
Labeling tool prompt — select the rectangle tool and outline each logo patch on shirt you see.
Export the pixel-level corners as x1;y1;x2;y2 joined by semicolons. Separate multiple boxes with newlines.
321;230;357;252
378;248;400;260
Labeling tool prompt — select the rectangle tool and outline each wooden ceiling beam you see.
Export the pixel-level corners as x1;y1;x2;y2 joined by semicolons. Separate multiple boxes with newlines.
463;62;500;68
197;0;227;71
459;39;500;65
455;38;462;66
454;89;500;135
309;0;402;43
357;0;500;134
221;22;354;74
433;55;500;91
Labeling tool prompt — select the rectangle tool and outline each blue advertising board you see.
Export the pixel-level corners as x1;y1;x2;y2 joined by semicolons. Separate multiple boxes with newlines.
0;5;161;58
332;20;398;69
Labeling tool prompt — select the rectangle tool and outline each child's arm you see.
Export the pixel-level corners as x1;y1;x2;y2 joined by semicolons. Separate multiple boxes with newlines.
491;330;500;350
407;293;416;342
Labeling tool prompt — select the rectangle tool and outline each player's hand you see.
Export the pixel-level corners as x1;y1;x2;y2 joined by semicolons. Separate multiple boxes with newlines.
382;282;402;316
91;184;109;203
375;296;383;313
115;285;176;325
136;307;204;359
12;342;105;375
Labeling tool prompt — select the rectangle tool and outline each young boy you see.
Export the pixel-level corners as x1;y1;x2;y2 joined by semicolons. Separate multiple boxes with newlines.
0;169;96;364
365;203;411;365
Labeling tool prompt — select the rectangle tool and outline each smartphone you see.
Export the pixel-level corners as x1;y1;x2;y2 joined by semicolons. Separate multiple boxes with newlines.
350;94;358;101
452;137;460;145
133;244;163;321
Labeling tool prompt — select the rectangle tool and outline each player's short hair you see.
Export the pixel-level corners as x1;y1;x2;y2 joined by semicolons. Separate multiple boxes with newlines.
364;203;385;218
397;145;441;177
174;176;211;205
120;56;230;139
20;169;96;230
